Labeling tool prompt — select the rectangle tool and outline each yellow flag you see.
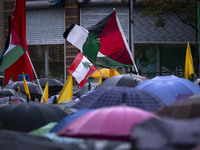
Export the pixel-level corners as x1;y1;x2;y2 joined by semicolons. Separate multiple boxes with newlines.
57;73;73;103
41;82;48;103
23;73;31;100
185;42;194;80
98;74;102;85
109;68;116;78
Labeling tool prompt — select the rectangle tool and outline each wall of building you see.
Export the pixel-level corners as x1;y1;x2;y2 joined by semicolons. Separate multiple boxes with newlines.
0;0;4;52
65;0;79;71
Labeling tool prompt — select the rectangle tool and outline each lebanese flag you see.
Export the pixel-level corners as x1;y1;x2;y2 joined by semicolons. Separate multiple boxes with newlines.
0;19;26;72
64;11;134;69
68;53;97;88
5;0;33;85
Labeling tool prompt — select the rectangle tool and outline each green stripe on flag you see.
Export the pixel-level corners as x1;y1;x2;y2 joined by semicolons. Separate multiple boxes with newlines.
83;33;100;62
95;56;132;68
0;46;26;72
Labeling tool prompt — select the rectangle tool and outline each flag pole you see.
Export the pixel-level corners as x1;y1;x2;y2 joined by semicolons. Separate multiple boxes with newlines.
115;12;139;75
97;70;107;79
25;51;46;102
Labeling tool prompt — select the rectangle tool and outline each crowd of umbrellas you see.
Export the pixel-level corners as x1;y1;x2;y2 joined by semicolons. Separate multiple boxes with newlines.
1;73;200;150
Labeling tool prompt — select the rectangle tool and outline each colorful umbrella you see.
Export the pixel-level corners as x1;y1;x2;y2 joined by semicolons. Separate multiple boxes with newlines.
29;122;57;136
57;105;158;141
73;86;165;113
135;75;200;105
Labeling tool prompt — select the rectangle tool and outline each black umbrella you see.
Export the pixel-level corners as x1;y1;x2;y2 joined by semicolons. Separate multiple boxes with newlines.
72;86;165;113
32;78;64;96
0;88;20;98
96;74;139;90
0;102;67;132
0;129;81;150
51;103;78;115
156;94;200;119
0;96;26;104
131;117;200;150
73;86;88;98
4;81;42;99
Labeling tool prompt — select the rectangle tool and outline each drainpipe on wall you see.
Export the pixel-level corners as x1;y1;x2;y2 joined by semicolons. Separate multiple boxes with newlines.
130;0;135;73
0;0;4;53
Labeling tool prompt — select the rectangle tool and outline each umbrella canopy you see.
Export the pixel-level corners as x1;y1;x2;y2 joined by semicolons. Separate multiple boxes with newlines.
32;78;64;96
95;74;139;90
50;109;93;133
51;103;77;115
0;129;80;150
0;96;27;104
156;94;200;119
0;102;67;132
91;68;120;78
4;81;42;99
44;133;131;150
131;117;200;150
73;86;165;113
0;88;20;98
194;78;200;86
29;122;57;136
57;105;157;141
73;86;88;98
135;75;200;105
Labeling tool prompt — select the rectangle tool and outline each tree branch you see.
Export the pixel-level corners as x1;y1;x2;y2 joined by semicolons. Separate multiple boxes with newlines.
171;8;197;32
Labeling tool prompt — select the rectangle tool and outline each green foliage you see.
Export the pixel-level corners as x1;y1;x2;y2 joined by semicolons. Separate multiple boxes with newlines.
137;0;197;30
88;81;91;91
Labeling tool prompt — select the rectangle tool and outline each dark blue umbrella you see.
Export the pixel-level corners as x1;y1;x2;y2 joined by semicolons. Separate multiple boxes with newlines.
135;75;200;105
50;109;93;133
72;86;165;113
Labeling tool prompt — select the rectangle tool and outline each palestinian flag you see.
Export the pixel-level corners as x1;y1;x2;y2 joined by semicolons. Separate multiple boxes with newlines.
68;53;97;88
0;19;26;72
5;0;34;85
64;11;134;69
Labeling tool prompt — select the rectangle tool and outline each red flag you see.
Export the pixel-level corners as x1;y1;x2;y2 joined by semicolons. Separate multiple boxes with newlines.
5;0;33;85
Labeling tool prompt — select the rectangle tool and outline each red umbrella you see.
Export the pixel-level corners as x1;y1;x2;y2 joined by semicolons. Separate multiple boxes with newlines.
57;105;158;141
